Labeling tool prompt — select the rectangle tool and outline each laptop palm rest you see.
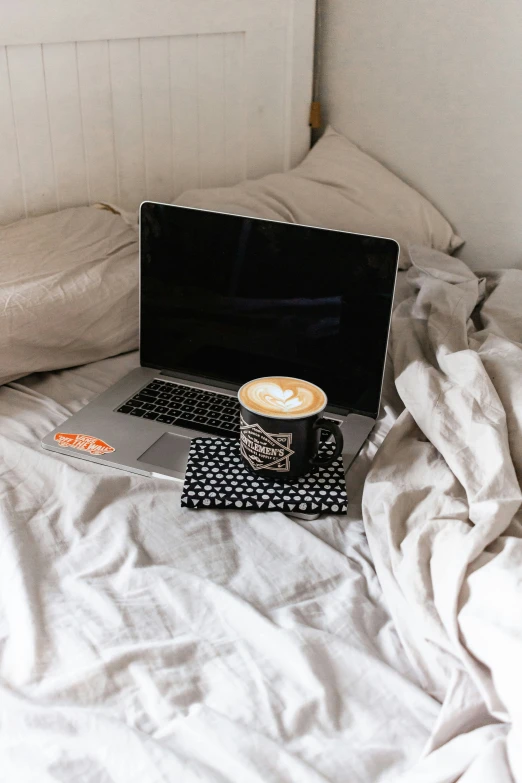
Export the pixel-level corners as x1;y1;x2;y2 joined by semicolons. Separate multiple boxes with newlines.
137;432;191;473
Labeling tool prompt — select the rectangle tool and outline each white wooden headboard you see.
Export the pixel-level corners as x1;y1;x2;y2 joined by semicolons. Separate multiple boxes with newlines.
0;0;315;223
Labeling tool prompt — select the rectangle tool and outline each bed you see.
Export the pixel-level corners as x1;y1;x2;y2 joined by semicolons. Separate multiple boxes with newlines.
1;281;440;783
2;3;522;782
4;241;521;783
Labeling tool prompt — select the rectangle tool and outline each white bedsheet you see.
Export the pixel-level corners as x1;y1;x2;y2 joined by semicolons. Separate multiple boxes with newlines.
0;343;436;780
364;249;522;782
5;255;519;782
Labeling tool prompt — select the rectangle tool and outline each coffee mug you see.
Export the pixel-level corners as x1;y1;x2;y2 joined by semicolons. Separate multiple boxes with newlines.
238;376;343;479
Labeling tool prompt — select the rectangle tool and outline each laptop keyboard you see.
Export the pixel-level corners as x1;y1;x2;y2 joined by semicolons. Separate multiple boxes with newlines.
117;379;241;438
117;378;338;442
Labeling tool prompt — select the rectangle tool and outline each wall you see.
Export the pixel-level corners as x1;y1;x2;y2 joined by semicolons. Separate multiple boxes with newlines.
318;0;522;270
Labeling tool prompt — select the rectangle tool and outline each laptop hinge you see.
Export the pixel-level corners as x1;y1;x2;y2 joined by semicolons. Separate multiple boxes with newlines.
159;368;240;393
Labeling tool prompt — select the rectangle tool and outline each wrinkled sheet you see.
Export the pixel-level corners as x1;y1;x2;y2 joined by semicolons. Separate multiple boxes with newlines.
0;340;437;781
363;249;522;782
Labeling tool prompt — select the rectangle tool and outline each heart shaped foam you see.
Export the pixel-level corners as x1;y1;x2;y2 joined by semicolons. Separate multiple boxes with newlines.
257;382;307;412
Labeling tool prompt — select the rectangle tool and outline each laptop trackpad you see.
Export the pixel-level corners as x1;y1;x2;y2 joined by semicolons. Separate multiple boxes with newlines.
137;432;191;473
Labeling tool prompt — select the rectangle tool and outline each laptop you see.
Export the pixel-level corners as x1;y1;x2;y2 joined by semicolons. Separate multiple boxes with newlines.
42;202;399;495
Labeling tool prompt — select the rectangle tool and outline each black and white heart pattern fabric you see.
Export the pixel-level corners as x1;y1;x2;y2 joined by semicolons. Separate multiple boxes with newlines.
181;438;348;515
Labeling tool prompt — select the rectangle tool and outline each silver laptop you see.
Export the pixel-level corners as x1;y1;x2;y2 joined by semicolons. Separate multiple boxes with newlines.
42;203;399;493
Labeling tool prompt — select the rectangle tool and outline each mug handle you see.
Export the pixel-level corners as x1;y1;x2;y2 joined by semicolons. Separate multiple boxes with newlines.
310;419;344;467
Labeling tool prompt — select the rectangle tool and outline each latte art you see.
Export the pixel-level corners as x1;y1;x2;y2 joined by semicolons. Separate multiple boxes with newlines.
239;377;327;418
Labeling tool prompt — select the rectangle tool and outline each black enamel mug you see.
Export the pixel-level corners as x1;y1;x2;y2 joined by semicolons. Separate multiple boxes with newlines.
238;376;344;479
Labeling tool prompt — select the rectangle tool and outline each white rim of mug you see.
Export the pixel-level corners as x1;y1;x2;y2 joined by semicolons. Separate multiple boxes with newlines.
237;376;328;420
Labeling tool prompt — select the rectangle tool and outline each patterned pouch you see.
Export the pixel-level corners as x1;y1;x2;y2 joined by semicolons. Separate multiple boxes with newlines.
181;438;348;515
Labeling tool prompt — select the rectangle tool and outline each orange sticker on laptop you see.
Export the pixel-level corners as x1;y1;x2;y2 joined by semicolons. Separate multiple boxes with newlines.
54;433;115;456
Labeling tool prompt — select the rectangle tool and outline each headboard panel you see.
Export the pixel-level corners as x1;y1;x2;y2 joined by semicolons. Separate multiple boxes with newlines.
0;0;315;223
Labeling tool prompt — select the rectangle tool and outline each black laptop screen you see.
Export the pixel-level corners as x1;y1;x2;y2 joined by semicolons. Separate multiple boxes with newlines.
140;203;399;418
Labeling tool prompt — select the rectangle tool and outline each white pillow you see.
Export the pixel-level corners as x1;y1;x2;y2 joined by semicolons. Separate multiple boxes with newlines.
175;126;463;269
0;206;138;386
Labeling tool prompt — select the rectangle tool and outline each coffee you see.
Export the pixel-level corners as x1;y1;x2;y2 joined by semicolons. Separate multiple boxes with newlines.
238;376;327;419
238;376;343;479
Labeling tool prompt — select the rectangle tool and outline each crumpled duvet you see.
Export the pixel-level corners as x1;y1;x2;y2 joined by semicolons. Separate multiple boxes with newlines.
0;351;434;780
2;250;521;782
363;247;522;782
